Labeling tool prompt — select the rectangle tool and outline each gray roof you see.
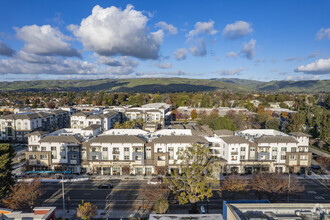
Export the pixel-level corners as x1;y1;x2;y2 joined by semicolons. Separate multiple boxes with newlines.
290;132;312;137
255;136;299;144
26;131;48;137
89;135;146;144
52;109;68;114
101;111;120;118
71;112;90;117
221;136;249;144
153;135;208;144
40;135;82;143
82;124;101;130
87;115;102;119
214;129;234;136
1;113;41;120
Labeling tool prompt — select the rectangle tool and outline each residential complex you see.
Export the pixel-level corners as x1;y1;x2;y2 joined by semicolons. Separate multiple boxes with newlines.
25;125;312;175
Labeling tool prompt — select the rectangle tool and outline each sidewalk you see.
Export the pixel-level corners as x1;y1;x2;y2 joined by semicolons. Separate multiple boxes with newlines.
55;209;153;219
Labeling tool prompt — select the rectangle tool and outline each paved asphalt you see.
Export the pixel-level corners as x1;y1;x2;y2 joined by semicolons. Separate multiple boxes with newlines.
38;178;330;214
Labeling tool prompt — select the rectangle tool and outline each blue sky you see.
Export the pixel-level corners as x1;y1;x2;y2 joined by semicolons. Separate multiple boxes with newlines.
0;0;329;82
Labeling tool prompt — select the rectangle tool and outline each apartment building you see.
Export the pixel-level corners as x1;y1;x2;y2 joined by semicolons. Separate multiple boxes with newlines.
82;135;147;175
70;110;121;131
24;125;313;175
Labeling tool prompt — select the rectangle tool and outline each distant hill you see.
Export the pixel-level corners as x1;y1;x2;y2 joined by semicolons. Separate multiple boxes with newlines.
0;78;329;93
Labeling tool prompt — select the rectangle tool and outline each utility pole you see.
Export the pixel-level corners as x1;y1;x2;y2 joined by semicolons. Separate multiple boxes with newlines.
287;172;291;202
62;173;65;211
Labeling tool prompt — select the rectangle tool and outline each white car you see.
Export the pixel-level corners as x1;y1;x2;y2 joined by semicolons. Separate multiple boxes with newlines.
147;177;163;185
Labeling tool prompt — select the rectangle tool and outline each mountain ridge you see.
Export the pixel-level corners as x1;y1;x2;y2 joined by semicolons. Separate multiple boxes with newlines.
0;78;328;93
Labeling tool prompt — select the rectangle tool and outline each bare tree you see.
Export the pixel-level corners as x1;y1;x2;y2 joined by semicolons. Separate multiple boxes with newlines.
155;166;168;175
316;156;330;174
250;172;304;202
220;174;249;199
142;183;169;210
121;166;130;175
2;179;42;210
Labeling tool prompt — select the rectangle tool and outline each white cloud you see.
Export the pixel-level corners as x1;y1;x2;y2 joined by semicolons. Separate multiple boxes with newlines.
155;62;172;69
0;57;98;75
226;51;238;58
218;67;243;75
155;21;178;35
136;70;186;78
187;20;218;38
286;75;320;81
284;56;302;62
222;21;253;40
17;51;59;64
189;38;207;56
294;58;330;75
316;28;330;40
97;56;138;67
70;4;163;59
0;40;15;57
15;25;80;57
174;48;188;60
240;39;256;60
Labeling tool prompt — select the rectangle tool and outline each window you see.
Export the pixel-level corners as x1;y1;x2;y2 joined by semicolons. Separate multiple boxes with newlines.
41;147;46;151
272;147;278;152
281;147;287;152
272;156;277;160
124;155;130;160
82;147;87;159
113;155;119;160
113;147;119;154
250;147;255;152
240;147;246;152
158;156;165;161
146;147;152;159
29;155;36;159
240;155;245;160
281;155;286;160
40;154;48;159
289;155;296;160
102;147;108;152
291;147;297;152
168;147;174;160
51;147;57;159
135;155;141;160
71;154;77;159
124;147;130;152
300;155;308;160
157;148;163;153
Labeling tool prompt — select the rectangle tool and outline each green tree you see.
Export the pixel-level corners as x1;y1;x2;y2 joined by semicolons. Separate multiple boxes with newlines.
190;109;198;120
77;201;98;220
285;111;306;132
165;144;217;213
156;198;169;214
212;116;237;131
0;144;15;197
265;118;281;131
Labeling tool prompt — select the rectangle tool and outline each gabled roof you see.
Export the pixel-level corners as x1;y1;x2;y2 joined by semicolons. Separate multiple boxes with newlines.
290;132;312;137
214;129;234;136
89;135;146;144
221;136;249;144
152;135;208;144
40;135;81;143
71;112;90;117
26;131;48;137
87;115;102;119
1;113;41;120
255;136;299;144
82;124;101;130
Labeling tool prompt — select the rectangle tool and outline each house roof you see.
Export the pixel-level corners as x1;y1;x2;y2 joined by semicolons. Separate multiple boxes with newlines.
82;124;101;130
221;136;249;144
71;112;90;117
152;135;208;144
290;132;312;137
1;113;41;120
89;135;146;144
40;135;82;143
26;131;48;136
213;129;234;136
255;136;299;144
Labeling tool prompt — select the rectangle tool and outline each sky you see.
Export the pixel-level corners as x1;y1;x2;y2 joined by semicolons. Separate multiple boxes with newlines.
0;0;329;82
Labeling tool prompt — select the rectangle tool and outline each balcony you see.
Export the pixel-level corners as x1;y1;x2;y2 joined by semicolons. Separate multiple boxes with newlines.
112;150;120;154
231;151;238;155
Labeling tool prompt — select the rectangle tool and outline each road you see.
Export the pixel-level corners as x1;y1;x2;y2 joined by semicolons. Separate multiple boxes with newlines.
38;177;330;215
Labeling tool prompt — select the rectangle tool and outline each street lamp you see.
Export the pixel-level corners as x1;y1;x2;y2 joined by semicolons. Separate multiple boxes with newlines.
62;173;65;211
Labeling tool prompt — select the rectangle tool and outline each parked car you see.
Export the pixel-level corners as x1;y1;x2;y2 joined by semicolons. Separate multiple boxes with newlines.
147;177;163;185
200;205;206;214
98;184;112;189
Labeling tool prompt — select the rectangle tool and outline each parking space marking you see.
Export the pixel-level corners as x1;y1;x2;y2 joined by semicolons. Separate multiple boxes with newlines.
307;191;316;194
314;196;325;200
